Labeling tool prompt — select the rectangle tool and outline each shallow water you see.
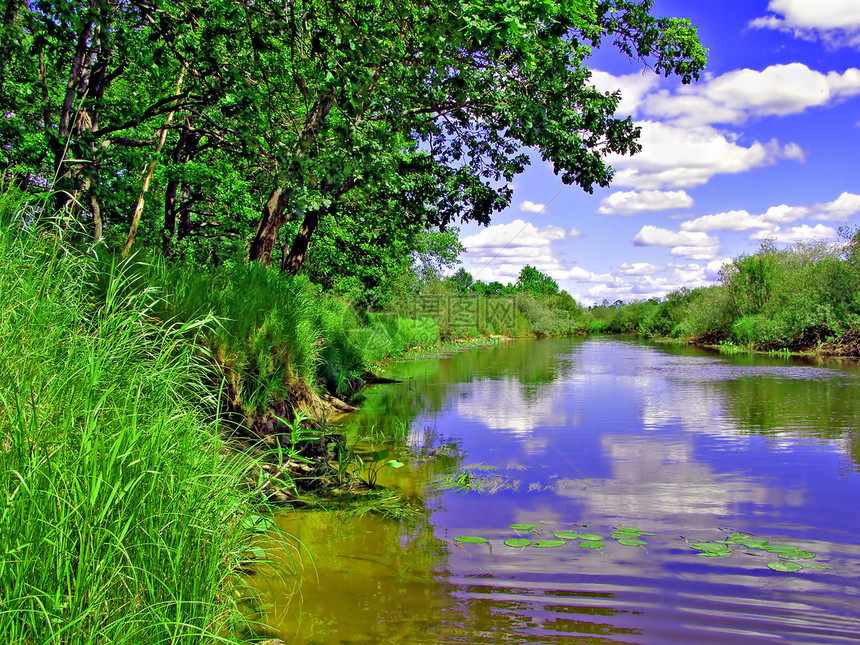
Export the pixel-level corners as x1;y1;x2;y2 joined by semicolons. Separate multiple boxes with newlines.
246;337;860;644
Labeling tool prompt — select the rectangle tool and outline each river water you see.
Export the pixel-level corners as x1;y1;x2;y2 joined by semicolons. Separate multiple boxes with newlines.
246;336;860;644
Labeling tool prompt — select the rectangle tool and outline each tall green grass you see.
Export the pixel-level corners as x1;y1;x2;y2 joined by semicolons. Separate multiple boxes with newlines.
0;194;255;643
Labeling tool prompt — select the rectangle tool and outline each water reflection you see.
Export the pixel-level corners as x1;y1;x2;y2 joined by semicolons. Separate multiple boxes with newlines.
253;337;860;643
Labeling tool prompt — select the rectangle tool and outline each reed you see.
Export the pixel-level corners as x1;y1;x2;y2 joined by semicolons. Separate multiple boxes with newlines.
0;188;255;644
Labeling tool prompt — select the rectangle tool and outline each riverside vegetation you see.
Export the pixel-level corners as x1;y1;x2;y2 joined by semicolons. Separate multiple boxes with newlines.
581;234;860;356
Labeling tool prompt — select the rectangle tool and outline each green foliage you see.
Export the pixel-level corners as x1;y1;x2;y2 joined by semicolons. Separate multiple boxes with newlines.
587;239;860;353
516;265;559;296
2;0;706;286
0;211;256;643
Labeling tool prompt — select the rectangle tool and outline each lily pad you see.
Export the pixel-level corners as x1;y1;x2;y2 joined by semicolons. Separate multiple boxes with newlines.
767;561;803;572
553;531;582;540
617;538;647;547
690;542;732;554
617;526;655;535
580;540;605;549
799;563;831;569
577;533;602;541
612;530;640;538
698;552;731;557
504;538;533;548
454;536;488;544
782;550;816;560
533;539;566;548
510;523;540;532
241;514;274;533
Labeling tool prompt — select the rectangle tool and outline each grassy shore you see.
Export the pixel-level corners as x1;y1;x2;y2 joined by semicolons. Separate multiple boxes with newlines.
0;194;261;643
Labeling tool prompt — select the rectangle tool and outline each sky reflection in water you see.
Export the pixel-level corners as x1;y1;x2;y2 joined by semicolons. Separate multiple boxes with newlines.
254;337;860;644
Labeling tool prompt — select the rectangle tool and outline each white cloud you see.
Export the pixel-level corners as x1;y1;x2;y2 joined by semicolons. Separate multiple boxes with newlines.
750;0;860;48
519;200;547;214
567;227;584;240
761;204;812;223
597;190;694;215
615;262;666;276
607;121;803;190
556;267;622;284
643;64;860;127
681;210;772;233
632;225;721;261
632;225;719;249
461;220;576;283
750;224;838;243
811;192;860;221
590;70;660;117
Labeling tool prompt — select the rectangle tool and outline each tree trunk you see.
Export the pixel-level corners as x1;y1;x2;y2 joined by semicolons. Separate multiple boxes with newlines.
248;187;293;264
281;207;324;275
123;65;186;257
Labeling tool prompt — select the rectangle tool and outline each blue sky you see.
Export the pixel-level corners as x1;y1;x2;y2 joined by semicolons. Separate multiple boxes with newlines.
456;0;860;305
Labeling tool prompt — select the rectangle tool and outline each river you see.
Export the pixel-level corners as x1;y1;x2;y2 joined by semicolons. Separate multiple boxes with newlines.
244;336;860;644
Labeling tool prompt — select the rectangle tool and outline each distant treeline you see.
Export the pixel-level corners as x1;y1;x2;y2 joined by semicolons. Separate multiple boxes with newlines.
585;233;860;354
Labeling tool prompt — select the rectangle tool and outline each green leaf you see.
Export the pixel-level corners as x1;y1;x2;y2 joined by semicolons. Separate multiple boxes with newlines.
385;459;404;469
690;542;731;554
617;538;646;547
576;533;602;541
553;531;582;540
504;538;533;548
533;539;566;548
580;541;605;549
245;546;265;560
782;550;816;560
768;561;803;572
510;523;540;531
454;536;488;544
241;514;274;533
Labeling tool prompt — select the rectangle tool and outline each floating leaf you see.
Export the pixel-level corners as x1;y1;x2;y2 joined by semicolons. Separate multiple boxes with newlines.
455;536;488;544
577;534;602;541
612;530;639;538
690;542;731;553
385;459;404;469
800;563;831;569
728;533;749;540
504;538;532;548
580;541;605;549
782;550;816;560
698;552;731;558
734;538;769;549
533;539;566;548
768;561;803;572
617;538;646;547
553;531;581;540
510;523;540;531
241;515;274;533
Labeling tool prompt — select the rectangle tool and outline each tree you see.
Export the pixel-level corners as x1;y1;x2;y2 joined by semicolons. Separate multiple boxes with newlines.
243;0;707;273
516;265;559;296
